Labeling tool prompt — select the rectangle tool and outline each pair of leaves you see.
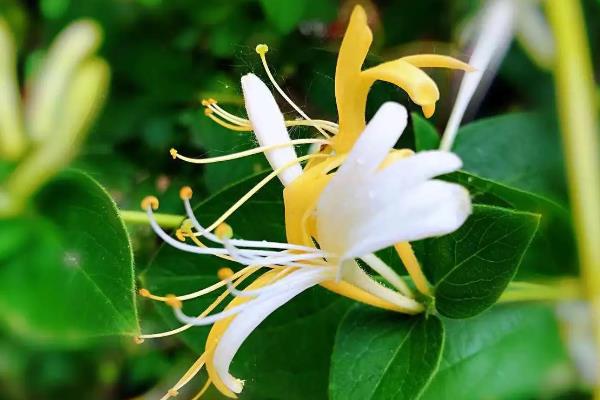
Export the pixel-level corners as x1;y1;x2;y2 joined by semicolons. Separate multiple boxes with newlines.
330;304;570;400
0;170;138;344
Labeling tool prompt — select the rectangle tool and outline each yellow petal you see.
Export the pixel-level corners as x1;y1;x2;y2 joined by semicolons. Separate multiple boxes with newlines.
362;59;440;106
400;54;474;71
334;5;373;153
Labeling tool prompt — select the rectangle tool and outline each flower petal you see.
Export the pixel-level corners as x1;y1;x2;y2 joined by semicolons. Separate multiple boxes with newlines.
337;101;408;176
211;267;332;394
241;73;302;186
344;180;471;259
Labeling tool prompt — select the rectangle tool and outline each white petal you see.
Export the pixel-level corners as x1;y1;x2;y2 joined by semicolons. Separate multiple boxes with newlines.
211;267;332;394
241;73;302;186
337;101;408;177
344;180;471;259
440;0;516;151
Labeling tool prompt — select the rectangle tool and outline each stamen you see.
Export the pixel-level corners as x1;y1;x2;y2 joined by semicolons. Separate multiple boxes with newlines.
360;254;414;298
199;153;329;236
204;108;252;131
170;138;329;164
255;44;330;139
141;198;282;258
138;266;262;339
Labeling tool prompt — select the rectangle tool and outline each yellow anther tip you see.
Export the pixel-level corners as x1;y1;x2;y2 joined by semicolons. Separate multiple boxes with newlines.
165;294;182;309
218;267;235;281
179;186;193;200
204;108;213;116
169;148;178;159
255;44;269;55
167;389;179;397
141;196;159;210
215;223;233;239
175;229;186;241
138;288;151;297
134;336;145;344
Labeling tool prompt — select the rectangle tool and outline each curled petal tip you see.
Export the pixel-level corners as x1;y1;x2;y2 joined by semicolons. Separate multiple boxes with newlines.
422;104;435;118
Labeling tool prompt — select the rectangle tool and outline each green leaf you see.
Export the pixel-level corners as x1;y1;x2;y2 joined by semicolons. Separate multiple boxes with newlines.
0;170;138;343
330;305;444;400
143;172;350;399
453;112;567;203
423;205;540;319
412;112;440;151
445;170;576;277
259;0;308;34
422;305;572;399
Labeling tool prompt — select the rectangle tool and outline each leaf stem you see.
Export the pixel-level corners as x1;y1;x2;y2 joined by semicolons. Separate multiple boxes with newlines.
499;279;582;304
119;210;184;229
546;0;600;392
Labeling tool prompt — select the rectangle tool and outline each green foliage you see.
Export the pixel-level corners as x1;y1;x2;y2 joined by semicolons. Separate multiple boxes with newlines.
330;305;444;400
453;113;567;203
0;170;138;343
422;305;572;399
421;205;540;318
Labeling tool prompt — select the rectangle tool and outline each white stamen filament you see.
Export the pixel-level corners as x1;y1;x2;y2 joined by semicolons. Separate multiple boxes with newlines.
360;253;414;298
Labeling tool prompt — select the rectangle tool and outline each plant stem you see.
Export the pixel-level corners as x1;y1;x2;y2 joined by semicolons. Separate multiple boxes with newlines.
547;0;600;392
119;210;184;229
499;279;582;304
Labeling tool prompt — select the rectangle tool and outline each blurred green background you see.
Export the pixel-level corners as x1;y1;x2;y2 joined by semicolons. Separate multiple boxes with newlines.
0;0;599;399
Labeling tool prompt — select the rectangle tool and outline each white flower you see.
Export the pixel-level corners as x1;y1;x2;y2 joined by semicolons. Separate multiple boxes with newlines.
141;99;471;397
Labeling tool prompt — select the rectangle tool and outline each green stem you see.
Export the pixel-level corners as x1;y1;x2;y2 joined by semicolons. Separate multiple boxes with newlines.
547;0;600;393
119;210;184;229
499;279;582;304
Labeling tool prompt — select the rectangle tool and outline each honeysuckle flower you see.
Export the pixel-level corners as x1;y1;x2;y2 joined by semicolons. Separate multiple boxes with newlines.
139;101;470;399
0;19;109;216
440;0;554;150
139;5;472;398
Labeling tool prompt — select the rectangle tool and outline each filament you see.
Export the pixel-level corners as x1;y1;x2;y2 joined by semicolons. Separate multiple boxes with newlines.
255;44;330;139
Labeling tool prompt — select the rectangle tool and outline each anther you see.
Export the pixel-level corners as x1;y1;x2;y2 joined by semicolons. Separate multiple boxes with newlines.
134;336;145;344
179;186;193;200
218;267;234;281
180;219;194;234
141;196;159;210
204;108;213;116
138;288;151;297
167;389;179;397
255;44;269;55
175;229;186;242
215;223;233;240
165;294;182;309
170;148;178;159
